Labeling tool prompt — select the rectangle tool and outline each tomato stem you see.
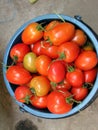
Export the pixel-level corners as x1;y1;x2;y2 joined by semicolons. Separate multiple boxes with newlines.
54;12;65;22
36;24;46;31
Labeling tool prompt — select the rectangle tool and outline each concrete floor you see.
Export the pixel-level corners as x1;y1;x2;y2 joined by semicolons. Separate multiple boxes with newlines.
0;0;98;130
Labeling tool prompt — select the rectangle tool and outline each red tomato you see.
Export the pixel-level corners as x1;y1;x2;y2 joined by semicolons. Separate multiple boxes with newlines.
30;95;47;109
31;40;42;56
71;87;88;101
72;29;87;46
75;50;98;70
41;40;59;59
10;43;30;62
47;91;73;114
45;20;61;31
35;55;51;76
15;85;32;103
6;65;32;85
21;22;43;44
44;22;75;46
58;42;80;63
48;60;66;83
66;68;84;88
84;67;97;83
29;76;51;96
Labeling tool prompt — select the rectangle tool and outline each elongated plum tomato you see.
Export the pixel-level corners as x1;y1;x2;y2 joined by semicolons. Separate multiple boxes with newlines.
6;65;32;85
10;43;30;62
21;22;43;45
44;22;75;46
47;60;66;83
47;91;73;114
72;29;87;46
29;76;51;96
23;52;37;73
15;85;32;103
58;42;80;63
35;55;51;76
75;50;98;70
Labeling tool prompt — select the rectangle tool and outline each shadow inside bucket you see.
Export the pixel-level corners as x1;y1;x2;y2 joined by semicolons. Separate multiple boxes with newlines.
15;119;38;130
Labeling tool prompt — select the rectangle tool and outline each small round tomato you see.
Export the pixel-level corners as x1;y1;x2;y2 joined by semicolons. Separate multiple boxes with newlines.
58;42;80;63
15;85;32;103
66;67;84;88
48;60;66;83
23;52;37;73
72;29;87;46
6;65;32;85
29;76;51;96
71;87;88;101
47;91;73;114
35;55;51;76
10;43;30;62
41;40;59;59
21;22;43;44
31;40;42;56
30;95;47;109
75;50;98;70
44;22;75;46
84;67;97;83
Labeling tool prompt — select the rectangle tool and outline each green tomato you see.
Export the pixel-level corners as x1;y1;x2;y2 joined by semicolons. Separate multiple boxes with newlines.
23;52;37;73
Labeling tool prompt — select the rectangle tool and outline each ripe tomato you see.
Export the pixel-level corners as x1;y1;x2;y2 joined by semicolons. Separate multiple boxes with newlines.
35;55;51;76
72;29;87;46
47;91;73;114
10;43;30;62
23;52;37;73
75;50;98;70
21;22;43;44
15;85;32;103
40;40;59;59
29;76;51;96
44;22;75;46
6;65;32;85
58;42;80;63
56;78;71;90
45;20;60;31
31;40;42;56
66;68;84;88
84;67;97;83
48;60;66;83
30;95;47;109
71;87;88;101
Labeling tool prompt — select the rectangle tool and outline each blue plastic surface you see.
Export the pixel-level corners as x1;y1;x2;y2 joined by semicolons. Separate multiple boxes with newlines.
3;14;98;119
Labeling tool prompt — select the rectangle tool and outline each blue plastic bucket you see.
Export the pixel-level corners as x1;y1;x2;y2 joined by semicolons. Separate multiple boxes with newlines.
3;14;98;119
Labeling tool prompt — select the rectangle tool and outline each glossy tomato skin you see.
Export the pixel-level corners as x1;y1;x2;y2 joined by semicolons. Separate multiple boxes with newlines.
40;40;59;59
66;68;84;88
58;42;80;63
29;76;51;96
21;22;43;45
31;40;42;56
30;95;47;109
35;55;51;76
84;67;97;83
6;65;32;85
23;52;37;73
10;43;30;62
71;87;88;101
15;85;32;103
72;29;87;46
48;60;66;83
47;91;73;114
44;22;75;46
75;50;98;70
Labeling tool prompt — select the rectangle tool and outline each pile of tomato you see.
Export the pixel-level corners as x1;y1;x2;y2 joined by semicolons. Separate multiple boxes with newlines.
5;19;98;114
